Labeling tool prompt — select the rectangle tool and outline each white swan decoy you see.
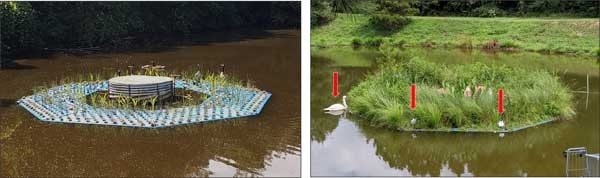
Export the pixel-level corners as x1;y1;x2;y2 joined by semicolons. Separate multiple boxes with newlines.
324;96;347;111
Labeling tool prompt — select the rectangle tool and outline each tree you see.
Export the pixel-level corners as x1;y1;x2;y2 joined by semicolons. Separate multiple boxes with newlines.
369;0;417;31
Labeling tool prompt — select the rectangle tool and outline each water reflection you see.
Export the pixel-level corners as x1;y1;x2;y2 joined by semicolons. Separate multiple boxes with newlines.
1;30;300;177
311;47;599;176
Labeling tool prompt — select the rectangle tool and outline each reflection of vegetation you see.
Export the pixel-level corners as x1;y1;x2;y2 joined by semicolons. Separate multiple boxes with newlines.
311;47;380;67
348;49;574;131
312;14;600;56
350;109;589;176
2;113;300;177
0;106;26;141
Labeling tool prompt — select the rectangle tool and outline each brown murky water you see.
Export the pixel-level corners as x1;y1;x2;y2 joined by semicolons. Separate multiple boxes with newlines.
311;47;599;176
0;30;300;177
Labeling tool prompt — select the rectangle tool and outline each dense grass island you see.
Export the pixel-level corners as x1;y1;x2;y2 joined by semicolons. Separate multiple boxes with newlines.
347;53;575;132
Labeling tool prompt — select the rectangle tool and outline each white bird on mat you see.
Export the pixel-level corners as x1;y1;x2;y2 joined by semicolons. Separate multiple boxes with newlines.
219;64;225;78
324;95;347;112
194;64;203;80
498;120;505;128
464;86;472;97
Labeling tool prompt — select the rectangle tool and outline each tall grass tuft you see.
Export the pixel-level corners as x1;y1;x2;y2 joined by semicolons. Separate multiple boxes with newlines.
348;51;574;131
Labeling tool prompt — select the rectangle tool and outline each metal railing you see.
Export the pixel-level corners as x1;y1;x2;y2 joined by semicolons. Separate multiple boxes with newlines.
564;147;600;177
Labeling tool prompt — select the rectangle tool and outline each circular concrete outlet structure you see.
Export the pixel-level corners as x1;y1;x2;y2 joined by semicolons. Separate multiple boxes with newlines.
108;75;173;100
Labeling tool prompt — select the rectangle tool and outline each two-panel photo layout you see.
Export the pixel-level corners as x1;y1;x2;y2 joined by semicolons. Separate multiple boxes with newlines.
1;0;598;177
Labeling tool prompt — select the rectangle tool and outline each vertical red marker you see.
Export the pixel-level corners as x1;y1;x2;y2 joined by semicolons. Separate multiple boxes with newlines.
332;71;339;97
498;89;504;113
410;84;416;110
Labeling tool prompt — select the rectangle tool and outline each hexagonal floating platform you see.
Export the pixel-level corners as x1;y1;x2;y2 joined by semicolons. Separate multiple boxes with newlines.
17;79;271;128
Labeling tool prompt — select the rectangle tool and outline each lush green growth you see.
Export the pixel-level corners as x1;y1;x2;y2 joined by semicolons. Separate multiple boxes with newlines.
413;0;599;18
368;0;417;31
31;67;257;111
369;14;412;31
1;1;300;58
311;0;599;22
311;0;335;27
312;14;600;55
348;50;575;131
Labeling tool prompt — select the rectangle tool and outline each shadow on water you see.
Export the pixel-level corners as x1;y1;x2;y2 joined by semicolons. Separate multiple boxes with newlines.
311;47;600;176
0;30;300;177
6;29;291;61
0;99;16;108
0;62;38;70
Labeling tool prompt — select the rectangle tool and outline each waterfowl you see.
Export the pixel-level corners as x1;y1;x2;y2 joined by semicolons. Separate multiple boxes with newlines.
475;83;485;95
498;120;505;128
324;96;347;111
436;88;448;95
194;64;203;79
325;110;345;116
411;118;417;125
464;86;472;97
219;64;225;78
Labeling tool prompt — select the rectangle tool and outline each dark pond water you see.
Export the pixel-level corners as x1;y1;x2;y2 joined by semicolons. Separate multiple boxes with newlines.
311;47;599;176
0;30;300;177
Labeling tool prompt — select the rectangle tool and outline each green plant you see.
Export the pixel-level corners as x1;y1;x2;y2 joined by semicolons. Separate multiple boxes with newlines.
369;13;411;31
348;54;574;131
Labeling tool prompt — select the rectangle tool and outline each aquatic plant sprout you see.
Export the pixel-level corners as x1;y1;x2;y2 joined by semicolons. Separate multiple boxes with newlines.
348;56;574;132
17;72;271;128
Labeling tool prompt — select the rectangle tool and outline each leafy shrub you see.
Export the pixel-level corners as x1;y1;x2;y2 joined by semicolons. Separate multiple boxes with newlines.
363;37;384;47
0;2;38;57
472;4;504;18
311;0;334;27
500;40;521;48
351;38;362;47
369;13;411;31
351;37;384;47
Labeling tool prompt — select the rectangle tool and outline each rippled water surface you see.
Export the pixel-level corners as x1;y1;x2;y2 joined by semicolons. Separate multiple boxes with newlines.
311;47;599;176
0;30;300;177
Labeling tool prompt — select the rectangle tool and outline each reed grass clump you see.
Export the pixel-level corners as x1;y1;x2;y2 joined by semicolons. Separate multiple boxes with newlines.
31;67;257;111
348;55;574;131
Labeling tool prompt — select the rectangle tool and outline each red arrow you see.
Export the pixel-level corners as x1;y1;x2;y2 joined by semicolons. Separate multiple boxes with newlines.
410;84;416;110
332;71;339;97
498;89;504;113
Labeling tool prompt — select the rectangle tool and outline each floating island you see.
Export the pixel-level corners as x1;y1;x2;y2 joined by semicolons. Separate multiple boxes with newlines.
17;65;271;128
347;57;575;133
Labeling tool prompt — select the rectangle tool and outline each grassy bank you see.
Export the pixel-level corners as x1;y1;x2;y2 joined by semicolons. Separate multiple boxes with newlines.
347;51;575;131
311;14;600;56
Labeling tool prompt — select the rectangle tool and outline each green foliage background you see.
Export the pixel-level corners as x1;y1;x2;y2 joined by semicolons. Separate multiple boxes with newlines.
1;1;300;58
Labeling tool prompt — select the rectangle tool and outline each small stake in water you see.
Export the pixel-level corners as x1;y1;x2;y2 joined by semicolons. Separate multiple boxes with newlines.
498;89;505;130
410;84;416;110
332;71;339;97
586;73;589;109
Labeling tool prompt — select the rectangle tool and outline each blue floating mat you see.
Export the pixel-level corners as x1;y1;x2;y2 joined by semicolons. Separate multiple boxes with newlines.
17;79;271;128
